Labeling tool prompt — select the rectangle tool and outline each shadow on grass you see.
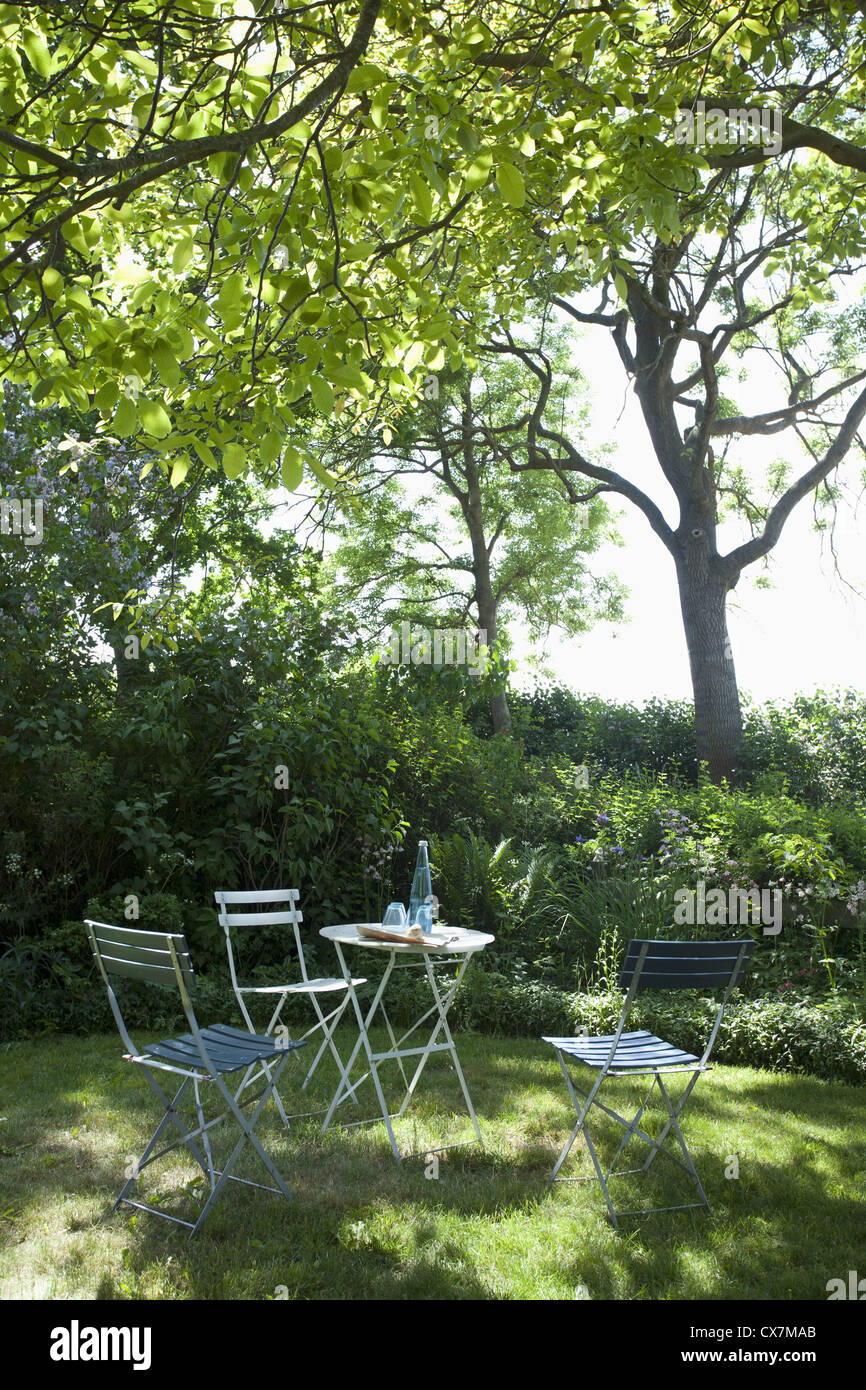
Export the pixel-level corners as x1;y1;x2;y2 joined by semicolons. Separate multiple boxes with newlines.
3;1032;865;1299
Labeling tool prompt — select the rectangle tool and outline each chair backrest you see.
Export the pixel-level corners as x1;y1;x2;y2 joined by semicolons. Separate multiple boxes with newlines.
619;939;752;993
86;919;196;990
84;919;198;1056
214;888;307;996
612;937;753;1069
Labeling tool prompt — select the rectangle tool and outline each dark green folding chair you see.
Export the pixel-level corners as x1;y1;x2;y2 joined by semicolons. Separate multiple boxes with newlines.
544;938;752;1226
85;919;307;1240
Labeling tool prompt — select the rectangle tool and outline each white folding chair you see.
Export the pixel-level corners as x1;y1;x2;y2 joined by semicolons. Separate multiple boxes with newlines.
84;918;306;1240
544;937;753;1226
215;888;366;1117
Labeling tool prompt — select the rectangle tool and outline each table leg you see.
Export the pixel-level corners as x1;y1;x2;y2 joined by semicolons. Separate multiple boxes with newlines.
395;952;481;1142
321;944;395;1136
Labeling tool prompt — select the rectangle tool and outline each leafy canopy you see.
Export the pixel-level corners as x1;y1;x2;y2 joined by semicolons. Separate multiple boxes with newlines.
2;0;832;492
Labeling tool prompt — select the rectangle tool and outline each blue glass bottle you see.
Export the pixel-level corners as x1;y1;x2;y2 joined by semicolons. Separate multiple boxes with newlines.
408;840;433;933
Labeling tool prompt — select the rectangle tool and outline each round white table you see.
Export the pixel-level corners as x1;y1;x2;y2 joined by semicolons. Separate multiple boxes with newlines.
318;924;494;1161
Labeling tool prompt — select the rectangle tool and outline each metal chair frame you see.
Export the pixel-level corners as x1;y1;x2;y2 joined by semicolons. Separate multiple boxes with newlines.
215;888;366;1118
85;918;305;1240
544;938;752;1227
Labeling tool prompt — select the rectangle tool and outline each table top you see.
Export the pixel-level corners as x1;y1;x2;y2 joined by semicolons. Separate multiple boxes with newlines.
320;923;495;955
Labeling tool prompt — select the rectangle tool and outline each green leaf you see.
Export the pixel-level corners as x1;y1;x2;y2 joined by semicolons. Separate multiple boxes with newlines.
23;28;52;78
216;272;246;313
122;50;160;77
41;267;63;300
496;163;525;209
410;174;434;223
465;152;493;190
350;182;373;214
261;430;282;466
222;442;246;479
153;343;180;386
191;436;217;470
281;445;304;490
370;84;395;130
169;453;192;488
31;377;55;404
172;237;194;273
94;380;119;414
139;398;172;438
310;375;335;416
111;259;151;286
403;340;424;372
309;457;339;489
111;395;138;437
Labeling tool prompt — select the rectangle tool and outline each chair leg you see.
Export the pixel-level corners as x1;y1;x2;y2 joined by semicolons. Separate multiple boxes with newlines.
550;1057;710;1224
549;1053;607;1182
115;1073;211;1214
188;1054;294;1239
300;992;358;1095
651;1074;710;1210
605;1077;659;1179
641;1071;700;1172
193;1077;217;1195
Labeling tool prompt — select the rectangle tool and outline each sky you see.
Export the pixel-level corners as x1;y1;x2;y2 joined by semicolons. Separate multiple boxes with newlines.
509;326;866;705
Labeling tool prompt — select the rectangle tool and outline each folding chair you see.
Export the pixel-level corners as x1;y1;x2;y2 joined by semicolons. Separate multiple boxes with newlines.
214;888;366;1114
85;918;306;1240
544;937;752;1226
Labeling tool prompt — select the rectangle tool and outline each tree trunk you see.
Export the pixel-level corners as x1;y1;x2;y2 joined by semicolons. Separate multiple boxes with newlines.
461;403;512;735
111;633;141;706
675;543;743;783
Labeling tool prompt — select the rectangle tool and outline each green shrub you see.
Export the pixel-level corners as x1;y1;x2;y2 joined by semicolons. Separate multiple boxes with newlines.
428;967;866;1083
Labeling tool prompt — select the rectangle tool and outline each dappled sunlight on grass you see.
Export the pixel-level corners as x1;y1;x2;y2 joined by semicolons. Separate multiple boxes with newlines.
1;1031;864;1300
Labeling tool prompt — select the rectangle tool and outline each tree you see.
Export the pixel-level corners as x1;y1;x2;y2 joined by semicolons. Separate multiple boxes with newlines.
0;0;810;494
322;348;623;733
0;379;315;704
468;11;866;781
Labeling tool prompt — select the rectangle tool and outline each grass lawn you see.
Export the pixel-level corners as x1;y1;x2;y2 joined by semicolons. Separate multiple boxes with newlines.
1;1029;864;1301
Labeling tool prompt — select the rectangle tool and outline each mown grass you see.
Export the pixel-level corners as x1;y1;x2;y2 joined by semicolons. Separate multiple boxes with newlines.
1;1030;864;1301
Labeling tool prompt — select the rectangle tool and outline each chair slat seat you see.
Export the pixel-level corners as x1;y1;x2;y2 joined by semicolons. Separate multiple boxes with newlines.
543;1031;700;1070
239;976;365;995
145;1025;305;1074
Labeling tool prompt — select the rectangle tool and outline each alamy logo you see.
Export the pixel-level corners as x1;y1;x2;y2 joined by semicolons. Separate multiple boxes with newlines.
674;101;782;157
674;879;782;936
379;621;488;677
0;496;43;546
50;1321;152;1370
826;1270;866;1300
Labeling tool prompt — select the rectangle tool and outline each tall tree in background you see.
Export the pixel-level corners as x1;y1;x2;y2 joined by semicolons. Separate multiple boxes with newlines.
477;13;866;781
0;382;310;705
320;349;623;733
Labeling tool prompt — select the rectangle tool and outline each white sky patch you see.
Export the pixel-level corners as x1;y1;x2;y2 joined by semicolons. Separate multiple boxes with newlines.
517;325;866;701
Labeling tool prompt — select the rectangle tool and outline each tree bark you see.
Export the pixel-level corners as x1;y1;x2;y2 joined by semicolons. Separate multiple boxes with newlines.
461;397;512;735
111;633;142;706
674;539;743;783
